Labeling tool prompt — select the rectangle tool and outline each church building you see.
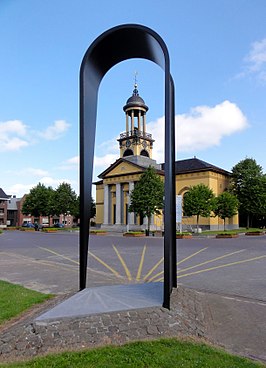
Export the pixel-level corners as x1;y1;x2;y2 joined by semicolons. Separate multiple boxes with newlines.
94;84;238;232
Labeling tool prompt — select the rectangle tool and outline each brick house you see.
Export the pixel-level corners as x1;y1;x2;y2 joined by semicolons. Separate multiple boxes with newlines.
0;188;9;228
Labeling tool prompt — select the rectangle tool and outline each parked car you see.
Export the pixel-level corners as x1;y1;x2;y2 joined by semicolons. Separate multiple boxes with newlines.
53;223;64;228
22;222;35;228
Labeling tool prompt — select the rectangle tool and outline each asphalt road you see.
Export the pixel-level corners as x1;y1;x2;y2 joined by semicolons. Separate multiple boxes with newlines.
0;230;265;302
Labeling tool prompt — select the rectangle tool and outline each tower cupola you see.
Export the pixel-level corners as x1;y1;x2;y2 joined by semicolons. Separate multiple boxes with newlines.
123;84;149;111
118;83;154;158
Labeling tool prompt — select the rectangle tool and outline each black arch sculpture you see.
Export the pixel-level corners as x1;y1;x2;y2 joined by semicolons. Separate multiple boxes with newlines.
80;24;176;309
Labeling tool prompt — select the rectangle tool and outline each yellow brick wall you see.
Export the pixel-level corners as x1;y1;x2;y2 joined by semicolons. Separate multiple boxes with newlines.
95;183;104;224
95;167;239;230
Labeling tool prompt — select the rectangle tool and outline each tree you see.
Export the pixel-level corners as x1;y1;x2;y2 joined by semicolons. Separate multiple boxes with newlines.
230;158;266;228
71;196;96;222
183;184;214;232
90;197;96;219
22;183;54;220
128;166;164;234
53;183;77;222
213;192;239;231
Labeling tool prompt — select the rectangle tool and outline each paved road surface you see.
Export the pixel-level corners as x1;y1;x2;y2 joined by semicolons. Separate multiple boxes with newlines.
0;230;265;302
1;230;266;363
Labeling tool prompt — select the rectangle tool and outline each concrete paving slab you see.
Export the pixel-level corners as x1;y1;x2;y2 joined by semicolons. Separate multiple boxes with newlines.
35;282;163;321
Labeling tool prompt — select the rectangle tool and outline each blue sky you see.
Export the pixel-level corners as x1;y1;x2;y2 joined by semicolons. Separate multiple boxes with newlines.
1;0;266;198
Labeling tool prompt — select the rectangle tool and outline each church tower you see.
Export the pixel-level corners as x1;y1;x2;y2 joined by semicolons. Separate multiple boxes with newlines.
118;83;154;158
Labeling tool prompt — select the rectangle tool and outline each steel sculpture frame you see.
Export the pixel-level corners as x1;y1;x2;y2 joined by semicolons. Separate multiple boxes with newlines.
80;24;176;308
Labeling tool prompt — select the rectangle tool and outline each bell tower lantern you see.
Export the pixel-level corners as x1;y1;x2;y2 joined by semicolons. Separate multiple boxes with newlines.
118;83;154;158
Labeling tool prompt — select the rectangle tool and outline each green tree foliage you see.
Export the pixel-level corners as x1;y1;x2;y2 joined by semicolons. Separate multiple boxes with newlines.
183;184;214;231
230;158;266;228
128;167;164;234
21;182;96;225
72;196;96;221
53;182;77;217
213;191;239;231
90;197;96;219
22;183;54;218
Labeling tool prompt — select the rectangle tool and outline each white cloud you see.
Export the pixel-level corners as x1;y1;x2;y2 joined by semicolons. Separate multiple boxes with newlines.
39;176;76;187
94;154;118;167
38;176;78;195
0;120;27;135
26;168;49;176
239;38;266;82
57;101;247;175
57;156;79;170
59;153;119;171
148;100;248;162
6;176;78;197
67;156;79;165
7;183;34;197
6;167;49;177
39;120;71;140
0;119;71;151
98;138;118;153
0;120;29;152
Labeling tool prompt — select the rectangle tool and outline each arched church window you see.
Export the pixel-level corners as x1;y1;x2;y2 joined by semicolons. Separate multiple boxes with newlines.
123;149;134;157
140;149;149;157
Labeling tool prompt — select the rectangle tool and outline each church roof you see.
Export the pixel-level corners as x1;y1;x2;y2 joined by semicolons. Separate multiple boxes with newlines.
126;94;145;106
97;156;230;181
161;157;230;176
123;84;149;112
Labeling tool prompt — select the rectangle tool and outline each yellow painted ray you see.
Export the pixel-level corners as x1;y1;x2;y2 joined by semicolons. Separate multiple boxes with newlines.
88;251;121;278
136;245;147;281
2;251;77;273
147;269;163;283
153;254;266;282
178;249;246;274
38;246;121;278
177;247;208;266
33;259;78;273
147;247;208;282
143;257;164;281
38;246;79;265
112;244;132;281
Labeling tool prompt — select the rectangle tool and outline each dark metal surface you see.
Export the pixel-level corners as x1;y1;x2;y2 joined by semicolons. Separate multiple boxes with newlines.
80;24;176;308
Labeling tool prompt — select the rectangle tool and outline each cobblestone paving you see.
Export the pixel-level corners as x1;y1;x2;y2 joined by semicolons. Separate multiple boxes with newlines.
0;287;206;361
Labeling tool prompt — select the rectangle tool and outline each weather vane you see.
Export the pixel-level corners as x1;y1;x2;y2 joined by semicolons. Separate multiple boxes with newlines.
133;71;139;96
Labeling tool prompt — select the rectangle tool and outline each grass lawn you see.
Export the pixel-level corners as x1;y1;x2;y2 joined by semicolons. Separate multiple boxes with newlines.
0;338;264;367
201;228;263;236
0;282;264;367
0;280;52;325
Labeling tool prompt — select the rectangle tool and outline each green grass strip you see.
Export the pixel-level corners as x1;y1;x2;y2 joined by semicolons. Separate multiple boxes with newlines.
201;228;263;235
1;338;264;367
0;280;52;325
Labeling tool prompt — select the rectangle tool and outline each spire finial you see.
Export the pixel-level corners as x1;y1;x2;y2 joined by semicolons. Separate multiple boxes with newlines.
134;71;138;86
133;71;139;96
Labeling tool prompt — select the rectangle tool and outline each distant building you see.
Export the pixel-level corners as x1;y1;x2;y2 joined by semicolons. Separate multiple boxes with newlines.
17;195;75;227
0;188;9;228
7;196;21;227
94;84;239;231
0;191;75;228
